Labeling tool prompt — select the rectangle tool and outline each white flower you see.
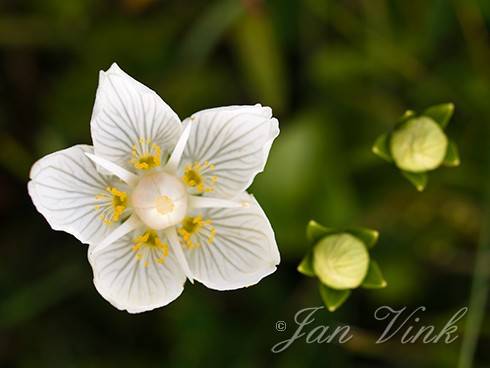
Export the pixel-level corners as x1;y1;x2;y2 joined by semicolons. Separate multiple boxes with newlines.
28;63;280;313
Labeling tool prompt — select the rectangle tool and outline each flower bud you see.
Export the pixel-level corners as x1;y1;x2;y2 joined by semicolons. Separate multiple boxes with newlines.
313;233;369;290
390;116;448;172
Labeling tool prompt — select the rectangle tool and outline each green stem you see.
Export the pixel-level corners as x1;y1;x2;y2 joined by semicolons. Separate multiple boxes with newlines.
458;163;490;368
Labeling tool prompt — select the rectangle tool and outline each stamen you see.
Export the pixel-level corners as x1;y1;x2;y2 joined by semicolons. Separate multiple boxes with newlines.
95;186;128;225
177;214;216;249
182;161;217;194
130;137;162;170
132;229;169;267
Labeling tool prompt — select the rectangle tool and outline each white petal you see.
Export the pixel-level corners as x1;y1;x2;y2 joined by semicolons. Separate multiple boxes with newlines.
28;145;126;244
181;192;280;290
180;105;279;198
188;195;245;209
91;63;182;171
88;230;186;313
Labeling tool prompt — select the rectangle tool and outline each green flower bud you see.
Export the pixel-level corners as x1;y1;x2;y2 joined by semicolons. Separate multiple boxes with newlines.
312;233;369;290
390;116;448;172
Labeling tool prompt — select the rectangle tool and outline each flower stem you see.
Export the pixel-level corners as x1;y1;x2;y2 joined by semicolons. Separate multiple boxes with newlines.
458;163;490;368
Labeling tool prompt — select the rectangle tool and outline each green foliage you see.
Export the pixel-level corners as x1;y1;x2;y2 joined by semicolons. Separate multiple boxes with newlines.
233;7;288;112
179;0;243;66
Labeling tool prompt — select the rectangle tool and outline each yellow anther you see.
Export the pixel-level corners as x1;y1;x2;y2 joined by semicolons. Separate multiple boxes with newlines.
130;137;162;170
132;229;169;266
109;187;127;221
95;186;128;225
177;215;216;249
182;161;218;193
208;227;216;244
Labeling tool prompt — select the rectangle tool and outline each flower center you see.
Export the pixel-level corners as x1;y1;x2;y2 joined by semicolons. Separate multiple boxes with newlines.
131;171;188;230
155;195;175;214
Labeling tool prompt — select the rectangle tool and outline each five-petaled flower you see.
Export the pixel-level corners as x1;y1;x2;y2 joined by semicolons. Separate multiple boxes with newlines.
28;63;280;313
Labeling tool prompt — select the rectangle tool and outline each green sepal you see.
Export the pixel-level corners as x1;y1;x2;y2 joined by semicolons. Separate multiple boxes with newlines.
361;260;387;289
401;170;428;192
297;252;315;277
345;227;379;249
372;133;393;162
318;283;351;312
443;140;460;167
400;110;416;121
423;103;454;129
394;110;416;129
306;220;335;243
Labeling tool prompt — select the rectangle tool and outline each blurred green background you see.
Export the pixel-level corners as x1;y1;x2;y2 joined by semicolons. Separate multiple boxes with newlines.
0;0;489;367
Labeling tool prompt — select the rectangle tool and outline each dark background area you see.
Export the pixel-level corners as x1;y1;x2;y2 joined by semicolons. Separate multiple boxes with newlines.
0;0;489;367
